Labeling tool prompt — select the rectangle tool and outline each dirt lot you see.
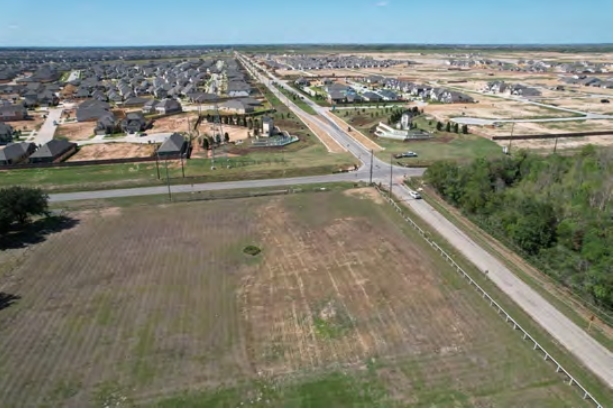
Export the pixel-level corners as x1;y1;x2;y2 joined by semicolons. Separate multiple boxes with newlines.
55;122;96;141
6;114;45;132
423;96;577;121
537;97;613;115
149;113;199;134
66;143;157;161
0;191;588;407
197;122;251;142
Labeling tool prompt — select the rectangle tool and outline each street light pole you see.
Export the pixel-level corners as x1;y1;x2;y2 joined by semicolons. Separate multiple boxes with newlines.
553;136;559;154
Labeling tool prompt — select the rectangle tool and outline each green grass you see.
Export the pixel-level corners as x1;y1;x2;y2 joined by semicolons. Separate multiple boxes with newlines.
278;87;318;115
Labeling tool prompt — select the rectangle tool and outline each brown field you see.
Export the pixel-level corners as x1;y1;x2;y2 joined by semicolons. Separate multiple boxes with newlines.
149;113;199;134
537;97;613;115
55;122;96;141
66;143;157;161
475;119;614;138
0;191;589;407
503;134;613;152
197;122;251;142
6;114;45;132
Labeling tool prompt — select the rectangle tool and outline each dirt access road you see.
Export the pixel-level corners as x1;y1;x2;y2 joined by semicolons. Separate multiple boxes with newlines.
393;183;614;388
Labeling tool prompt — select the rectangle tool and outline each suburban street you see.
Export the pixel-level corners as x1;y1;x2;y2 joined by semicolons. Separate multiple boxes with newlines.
45;53;614;390
48;168;416;202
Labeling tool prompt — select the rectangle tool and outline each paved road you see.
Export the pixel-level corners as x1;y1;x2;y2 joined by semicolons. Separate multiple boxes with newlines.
393;183;613;387
48;168;418;202
30;107;63;145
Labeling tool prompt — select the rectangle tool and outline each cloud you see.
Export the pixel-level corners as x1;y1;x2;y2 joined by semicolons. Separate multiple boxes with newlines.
375;1;388;6
8;25;18;30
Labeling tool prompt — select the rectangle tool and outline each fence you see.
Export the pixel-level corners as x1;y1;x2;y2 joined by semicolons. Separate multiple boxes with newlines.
374;185;603;408
492;131;612;141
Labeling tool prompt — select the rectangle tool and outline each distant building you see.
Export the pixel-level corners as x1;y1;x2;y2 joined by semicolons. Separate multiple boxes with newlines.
157;133;187;157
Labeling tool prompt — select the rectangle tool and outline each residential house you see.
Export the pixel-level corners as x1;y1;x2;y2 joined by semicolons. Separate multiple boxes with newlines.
142;99;160;114
0;142;36;165
0;105;27;121
0;122;14;145
95;113;119;135
76;99;111;122
362;91;382;102
379;89;399;101
157;133;187;157
123;97;151;108
294;78;311;87
29;139;77;163
155;98;182;115
121;112;148;134
219;99;254;114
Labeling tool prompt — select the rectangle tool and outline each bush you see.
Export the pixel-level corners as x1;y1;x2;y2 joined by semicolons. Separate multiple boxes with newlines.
243;245;261;256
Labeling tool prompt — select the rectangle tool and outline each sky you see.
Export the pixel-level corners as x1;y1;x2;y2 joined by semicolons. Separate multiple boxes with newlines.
0;0;613;47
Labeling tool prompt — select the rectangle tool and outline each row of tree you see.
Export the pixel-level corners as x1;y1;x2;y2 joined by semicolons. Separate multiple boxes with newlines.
435;121;468;134
0;187;49;234
424;146;612;311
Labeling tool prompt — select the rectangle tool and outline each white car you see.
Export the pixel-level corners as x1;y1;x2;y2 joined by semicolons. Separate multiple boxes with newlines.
409;190;422;199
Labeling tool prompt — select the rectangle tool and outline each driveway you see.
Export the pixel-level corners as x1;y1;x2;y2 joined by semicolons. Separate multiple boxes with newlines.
30;107;63;145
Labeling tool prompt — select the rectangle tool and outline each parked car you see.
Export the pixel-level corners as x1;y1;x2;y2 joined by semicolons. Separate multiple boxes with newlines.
139;132;147;136
394;151;418;159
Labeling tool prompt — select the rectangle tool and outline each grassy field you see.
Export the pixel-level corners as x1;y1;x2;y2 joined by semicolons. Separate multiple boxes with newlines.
277;87;318;115
0;189;590;407
333;108;502;165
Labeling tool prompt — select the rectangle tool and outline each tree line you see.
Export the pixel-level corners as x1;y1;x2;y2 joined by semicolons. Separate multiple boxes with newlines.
424;145;612;312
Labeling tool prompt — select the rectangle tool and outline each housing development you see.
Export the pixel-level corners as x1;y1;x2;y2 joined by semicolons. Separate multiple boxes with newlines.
0;9;613;408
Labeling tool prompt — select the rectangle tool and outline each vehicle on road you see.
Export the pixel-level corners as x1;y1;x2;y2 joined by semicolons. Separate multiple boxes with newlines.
409;189;422;199
394;151;418;159
139;132;148;136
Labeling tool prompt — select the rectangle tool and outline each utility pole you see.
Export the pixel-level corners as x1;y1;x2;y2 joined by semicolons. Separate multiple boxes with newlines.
155;152;161;180
164;158;171;201
369;149;374;185
389;154;393;198
508;122;515;153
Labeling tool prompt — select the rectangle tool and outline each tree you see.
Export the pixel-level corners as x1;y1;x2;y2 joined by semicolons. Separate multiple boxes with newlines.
224;132;230;143
436;122;443;131
202;137;210;150
453;123;459;133
247;118;253;129
462;124;469;134
215;134;221;144
0;186;49;230
445;122;451;132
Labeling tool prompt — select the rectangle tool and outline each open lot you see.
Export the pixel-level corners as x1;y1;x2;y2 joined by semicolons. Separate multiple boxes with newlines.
537;97;613;115
148;113;199;134
66;143;157;161
55;122;96;141
5;114;45;133
0;190;588;407
197;122;251;142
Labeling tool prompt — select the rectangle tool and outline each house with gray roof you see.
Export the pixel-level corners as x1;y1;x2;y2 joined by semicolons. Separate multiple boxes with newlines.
0;105;27;121
121;112;148;134
157;133;187;157
76;99;111;122
0;142;36;165
155;98;182;115
29;139;77;163
0;122;15;145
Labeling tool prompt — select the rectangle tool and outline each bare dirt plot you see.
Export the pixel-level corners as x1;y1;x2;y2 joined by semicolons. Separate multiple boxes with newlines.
198;123;251;142
505;134;613;152
537;98;613;115
0;191;590;407
304;117;347;153
66;143;157;161
149;113;199;134
424;96;577;121
55;122;96;141
6;115;45;132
